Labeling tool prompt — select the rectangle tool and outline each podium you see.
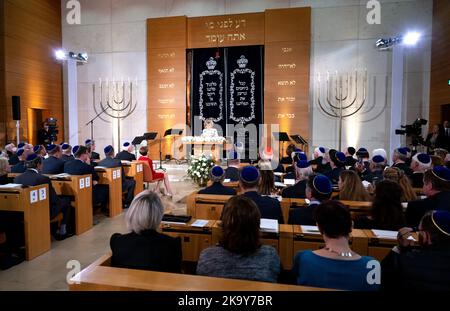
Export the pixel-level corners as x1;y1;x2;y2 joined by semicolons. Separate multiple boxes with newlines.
182;140;225;160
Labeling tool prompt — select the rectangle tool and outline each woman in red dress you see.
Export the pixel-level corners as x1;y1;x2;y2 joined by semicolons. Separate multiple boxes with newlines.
138;146;173;197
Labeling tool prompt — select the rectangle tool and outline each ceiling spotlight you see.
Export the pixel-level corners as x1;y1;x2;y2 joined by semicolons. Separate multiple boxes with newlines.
78;53;88;62
55;49;88;63
55;49;66;60
376;31;422;50
402;31;421;46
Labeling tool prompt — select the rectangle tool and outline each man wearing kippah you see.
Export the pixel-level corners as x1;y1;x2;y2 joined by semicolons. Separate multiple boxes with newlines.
281;160;312;199
198;166;236;195
409;153;432;188
392;147;413;176
224;151;240;182
60;143;74;162
115;142;136;161
406;166;450;226
42;144;65;174
85;139;100;161
11;148;30;174
326;150;346;185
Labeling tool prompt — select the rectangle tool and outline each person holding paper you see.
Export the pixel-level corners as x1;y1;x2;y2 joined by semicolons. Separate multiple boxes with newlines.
292;200;379;291
198;166;236;195
381;210;450;290
197;195;280;282
110;190;181;272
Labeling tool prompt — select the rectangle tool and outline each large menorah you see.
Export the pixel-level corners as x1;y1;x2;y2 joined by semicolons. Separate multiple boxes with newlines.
316;70;367;150
89;78;138;148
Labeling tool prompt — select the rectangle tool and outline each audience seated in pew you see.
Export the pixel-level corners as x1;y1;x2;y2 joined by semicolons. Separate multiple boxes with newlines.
64;145;109;210
281;160;312;199
292;200;379;291
138;146;173;197
354;180;406;231
110;190;182;272
197;195;280;282
257;147;284;173
33;144;47;158
115;142;136;162
258;165;276;196
363;153;387;184
60;143;74;162
85;139;100;161
392;147;413;176
409;153;432;188
0;157;11;185
5;143;20;166
383;167;417;202
406;166;450;226
11;148;29;174
98;145;136;208
224;151;240;182
334;170;371;201
198;166;236;195
280;144;296;165
14;154;71;240
42;144;65;175
381;210;450;290
283;150;307;181
288;174;332;225
310;147;331;175
326;150;346;185
240;166;284;223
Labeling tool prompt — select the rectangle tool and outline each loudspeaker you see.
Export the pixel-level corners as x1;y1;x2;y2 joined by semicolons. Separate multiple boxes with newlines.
12;96;21;121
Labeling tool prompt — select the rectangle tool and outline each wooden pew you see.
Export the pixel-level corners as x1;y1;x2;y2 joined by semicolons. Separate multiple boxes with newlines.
50;174;93;235
69;253;330;291
186;192;232;219
362;229;418;261
160;219;215;262
0;184;50;260
95;167;123;217
122;161;144;196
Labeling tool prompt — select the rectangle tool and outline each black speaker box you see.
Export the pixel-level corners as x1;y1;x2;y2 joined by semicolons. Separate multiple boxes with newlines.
12;96;21;121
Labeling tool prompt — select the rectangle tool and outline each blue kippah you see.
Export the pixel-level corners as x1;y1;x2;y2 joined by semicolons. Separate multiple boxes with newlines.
72;145;80;154
432;210;450;236
85;139;92;145
26;153;38;162
319;147;325;153
417;153;431;164
298;153;307;161
228;151;239;160
17;148;25;157
404;147;411;153
123;142;130;147
18;143;25;149
432;166;450;182
61;143;70;150
312;175;332;194
240;166;260;183
33;145;41;153
372;155;385;163
47;144;57;152
294;148;302;153
104;145;113;154
211;166;224;177
296;160;310;169
358;148;367;152
397;147;408;156
335;151;346;163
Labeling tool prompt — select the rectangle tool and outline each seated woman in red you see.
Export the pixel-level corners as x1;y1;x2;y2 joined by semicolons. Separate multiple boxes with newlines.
138;146;173;197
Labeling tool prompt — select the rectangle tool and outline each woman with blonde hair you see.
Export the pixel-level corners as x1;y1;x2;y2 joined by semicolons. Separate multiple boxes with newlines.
383;167;417;202
337;170;371;201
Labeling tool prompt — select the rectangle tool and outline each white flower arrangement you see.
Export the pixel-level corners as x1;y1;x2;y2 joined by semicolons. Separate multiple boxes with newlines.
187;154;215;186
182;136;226;143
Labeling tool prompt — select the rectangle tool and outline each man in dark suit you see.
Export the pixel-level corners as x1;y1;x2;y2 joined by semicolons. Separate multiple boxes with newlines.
225;151;240;182
11;148;28;173
239;166;284;223
98;145;136;208
392;147;413;176
60;143;74;162
326;150;346;185
198;166;236;195
42;144;65;174
409;153;431;188
85;139;100;161
14;154;71;239
406;166;450;226
282;160;312;198
64;145;108;209
115;142;136;161
288;174;332;225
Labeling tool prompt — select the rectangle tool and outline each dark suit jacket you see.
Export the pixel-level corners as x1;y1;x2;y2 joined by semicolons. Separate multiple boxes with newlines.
281;180;307;199
393;162;413;176
98;156;122;168
406;191;450;226
288;203;319;225
425;133;447;152
8;154;19;166
242;191;284;224
42;156;65;175
115;151;136;161
61;154;74;162
110;230;182;272
91;151;100;160
64;159;99;181
11;161;26;173
14;169;60;217
326;167;343;185
198;182;236;195
224;167;240;182
409;172;424;188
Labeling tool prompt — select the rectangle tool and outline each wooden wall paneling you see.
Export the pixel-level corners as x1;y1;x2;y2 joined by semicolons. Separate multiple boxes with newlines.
0;1;5;145
429;0;450;127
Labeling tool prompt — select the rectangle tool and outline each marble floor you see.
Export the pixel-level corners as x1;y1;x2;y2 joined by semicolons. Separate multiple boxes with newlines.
0;163;200;290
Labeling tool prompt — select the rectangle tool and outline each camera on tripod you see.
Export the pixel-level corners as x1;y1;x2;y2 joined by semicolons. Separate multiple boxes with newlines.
45;117;59;143
395;118;427;147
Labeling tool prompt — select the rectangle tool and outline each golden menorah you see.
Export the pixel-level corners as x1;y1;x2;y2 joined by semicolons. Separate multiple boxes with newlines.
316;70;367;150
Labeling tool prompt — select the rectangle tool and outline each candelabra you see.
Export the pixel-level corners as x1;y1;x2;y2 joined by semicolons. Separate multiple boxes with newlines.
90;78;138;148
316;70;367;150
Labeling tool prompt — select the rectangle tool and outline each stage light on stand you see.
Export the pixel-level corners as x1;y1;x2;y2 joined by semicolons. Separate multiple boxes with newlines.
402;31;421;46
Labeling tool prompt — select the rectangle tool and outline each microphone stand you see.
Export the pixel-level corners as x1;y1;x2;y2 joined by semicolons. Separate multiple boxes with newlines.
158;133;166;171
85;105;109;141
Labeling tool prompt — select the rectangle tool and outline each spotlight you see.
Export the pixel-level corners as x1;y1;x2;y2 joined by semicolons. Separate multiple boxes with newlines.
55;49;66;60
54;50;88;63
78;52;88;62
402;31;421;46
375;31;422;50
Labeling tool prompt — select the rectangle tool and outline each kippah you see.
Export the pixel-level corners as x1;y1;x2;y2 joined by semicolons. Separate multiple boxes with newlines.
123;142;130;147
296;160;310;169
432;210;450;236
416;153;431;164
104;145;113;154
404;147;411;153
85;139;92;145
397;147;408;156
46;144;57;152
17;148;25;157
335;151;346;163
72;145;80;154
61;143;70;150
211;166;224;177
312;175;332;194
298;153;307;161
431;166;450;182
373;148;387;160
18;143;25;149
240;166;260;183
372;155;385;163
26;153;38;162
356;148;369;158
33;145;41;153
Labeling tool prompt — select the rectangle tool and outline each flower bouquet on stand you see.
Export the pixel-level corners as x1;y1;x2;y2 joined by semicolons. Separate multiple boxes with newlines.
187;154;215;187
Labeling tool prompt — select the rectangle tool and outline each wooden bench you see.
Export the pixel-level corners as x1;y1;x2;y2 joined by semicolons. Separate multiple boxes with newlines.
362;229;418;261
0;184;50;260
160;219;215;262
50;174;93;235
122;161;144;196
186;192;232;219
95;167;123;217
69;253;330;291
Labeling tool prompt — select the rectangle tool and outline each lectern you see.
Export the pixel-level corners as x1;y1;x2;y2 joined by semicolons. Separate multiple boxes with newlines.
273;132;290;159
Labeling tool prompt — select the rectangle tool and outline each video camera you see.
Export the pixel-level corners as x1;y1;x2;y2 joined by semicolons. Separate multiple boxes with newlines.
395;118;427;147
45;117;59;143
